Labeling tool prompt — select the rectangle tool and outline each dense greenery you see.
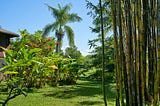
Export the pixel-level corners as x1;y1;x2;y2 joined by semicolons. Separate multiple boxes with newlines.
0;30;84;105
86;37;114;81
86;0;114;81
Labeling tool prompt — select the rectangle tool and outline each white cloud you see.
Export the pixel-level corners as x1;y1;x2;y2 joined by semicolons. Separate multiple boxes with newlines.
81;50;91;56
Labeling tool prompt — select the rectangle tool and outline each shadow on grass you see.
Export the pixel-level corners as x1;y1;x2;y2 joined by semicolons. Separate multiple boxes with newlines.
79;101;103;105
43;78;116;100
43;85;101;99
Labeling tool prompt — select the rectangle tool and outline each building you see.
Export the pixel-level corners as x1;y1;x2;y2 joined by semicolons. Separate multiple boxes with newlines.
0;28;19;58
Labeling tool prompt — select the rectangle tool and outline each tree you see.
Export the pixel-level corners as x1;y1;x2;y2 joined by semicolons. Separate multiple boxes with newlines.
42;3;82;52
65;46;82;59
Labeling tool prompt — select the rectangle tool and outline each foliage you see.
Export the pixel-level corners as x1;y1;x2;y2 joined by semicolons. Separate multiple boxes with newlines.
65;46;82;59
46;55;82;86
0;76;27;106
89;37;114;69
81;55;93;73
1;29;83;88
63;46;86;85
86;0;114;81
86;0;111;37
87;37;115;81
6;30;56;88
0;30;52;106
0;28;86;105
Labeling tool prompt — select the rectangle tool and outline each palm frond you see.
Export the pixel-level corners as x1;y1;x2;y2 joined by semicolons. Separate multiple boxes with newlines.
58;4;72;26
68;13;82;23
62;4;72;14
42;22;58;38
58;3;62;10
64;25;74;46
45;3;59;20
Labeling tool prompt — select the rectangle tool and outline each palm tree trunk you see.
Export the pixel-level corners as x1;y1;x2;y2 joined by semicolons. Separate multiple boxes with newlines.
55;37;61;53
55;30;64;53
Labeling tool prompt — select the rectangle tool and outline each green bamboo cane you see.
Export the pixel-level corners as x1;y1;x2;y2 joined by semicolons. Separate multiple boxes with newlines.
117;0;125;105
99;0;107;105
111;0;120;105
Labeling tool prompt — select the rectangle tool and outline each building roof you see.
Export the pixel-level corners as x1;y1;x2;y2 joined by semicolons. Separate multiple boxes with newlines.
0;28;19;38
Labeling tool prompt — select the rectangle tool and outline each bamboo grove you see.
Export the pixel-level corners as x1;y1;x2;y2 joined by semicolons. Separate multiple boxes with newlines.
110;0;160;105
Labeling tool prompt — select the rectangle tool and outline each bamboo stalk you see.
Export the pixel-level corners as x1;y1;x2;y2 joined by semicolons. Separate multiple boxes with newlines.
99;0;107;106
111;0;120;105
117;0;125;105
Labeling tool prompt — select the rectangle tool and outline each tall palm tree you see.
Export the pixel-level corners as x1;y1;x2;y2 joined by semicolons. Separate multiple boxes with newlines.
42;3;82;52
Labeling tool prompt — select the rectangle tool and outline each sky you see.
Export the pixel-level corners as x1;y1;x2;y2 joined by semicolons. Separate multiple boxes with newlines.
0;0;98;56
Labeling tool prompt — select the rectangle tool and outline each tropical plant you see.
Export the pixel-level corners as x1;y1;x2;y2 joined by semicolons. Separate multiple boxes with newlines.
0;27;86;105
0;36;54;105
5;30;56;88
0;74;27;106
42;3;82;52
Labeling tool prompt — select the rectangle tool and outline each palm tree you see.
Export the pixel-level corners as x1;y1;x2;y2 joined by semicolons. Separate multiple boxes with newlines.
42;3;82;52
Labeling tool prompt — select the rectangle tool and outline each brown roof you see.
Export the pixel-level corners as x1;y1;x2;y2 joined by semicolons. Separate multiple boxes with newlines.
0;28;19;38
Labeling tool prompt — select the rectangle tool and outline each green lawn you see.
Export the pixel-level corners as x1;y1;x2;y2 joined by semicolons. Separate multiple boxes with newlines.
0;79;116;106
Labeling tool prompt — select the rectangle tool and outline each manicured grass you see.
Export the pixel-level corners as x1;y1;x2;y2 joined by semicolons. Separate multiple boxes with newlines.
0;79;116;106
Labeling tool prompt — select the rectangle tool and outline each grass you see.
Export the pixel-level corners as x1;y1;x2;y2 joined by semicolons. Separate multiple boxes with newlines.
0;78;116;106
